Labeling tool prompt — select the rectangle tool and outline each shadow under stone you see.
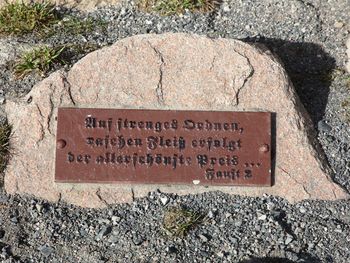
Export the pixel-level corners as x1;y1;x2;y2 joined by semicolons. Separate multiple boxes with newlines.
240;258;295;263
240;255;321;263
244;37;336;126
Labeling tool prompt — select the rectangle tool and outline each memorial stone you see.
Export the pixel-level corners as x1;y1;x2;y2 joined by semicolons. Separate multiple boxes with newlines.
4;33;348;207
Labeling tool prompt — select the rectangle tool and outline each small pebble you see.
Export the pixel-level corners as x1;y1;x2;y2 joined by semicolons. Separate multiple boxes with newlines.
38;245;53;257
258;213;267;221
198;234;208;243
96;226;112;240
111;216;121;224
299;206;307;213
160;196;169;205
35;204;43;213
285;235;293;245
234;220;242;227
222;3;230;12
318;120;332;133
132;236;143;246
334;21;344;28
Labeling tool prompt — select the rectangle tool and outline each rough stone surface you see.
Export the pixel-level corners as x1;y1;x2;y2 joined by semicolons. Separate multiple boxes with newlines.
346;36;350;73
4;33;348;207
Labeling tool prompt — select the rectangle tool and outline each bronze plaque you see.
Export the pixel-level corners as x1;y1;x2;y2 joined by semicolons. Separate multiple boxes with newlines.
55;108;272;186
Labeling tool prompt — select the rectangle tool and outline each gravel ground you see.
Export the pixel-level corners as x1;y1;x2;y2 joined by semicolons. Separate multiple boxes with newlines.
1;189;350;263
0;0;349;262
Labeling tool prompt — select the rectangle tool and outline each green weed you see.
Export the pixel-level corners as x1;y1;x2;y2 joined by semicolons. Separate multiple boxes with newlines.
341;98;350;123
163;206;204;237
345;75;350;88
14;45;65;78
138;0;217;15
0;122;12;173
39;16;107;38
60;16;96;34
0;1;106;37
0;1;58;35
64;43;101;55
339;72;350;123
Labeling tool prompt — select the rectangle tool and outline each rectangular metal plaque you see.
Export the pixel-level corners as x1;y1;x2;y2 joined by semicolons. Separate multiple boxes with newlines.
55;108;272;186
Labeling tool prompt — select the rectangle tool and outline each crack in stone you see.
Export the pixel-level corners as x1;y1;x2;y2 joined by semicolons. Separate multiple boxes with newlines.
123;45;128;56
96;188;109;207
57;193;62;203
94;86;103;104
278;166;312;198
60;72;76;106
46;93;54;135
35;104;45;145
148;42;165;105
230;49;255;106
210;55;216;71
302;185;311;199
35;104;44;119
131;188;135;202
15;180;19;192
332;189;337;199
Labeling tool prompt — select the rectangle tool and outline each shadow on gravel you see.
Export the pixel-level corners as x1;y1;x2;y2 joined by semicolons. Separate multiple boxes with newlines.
241;255;321;263
245;37;336;126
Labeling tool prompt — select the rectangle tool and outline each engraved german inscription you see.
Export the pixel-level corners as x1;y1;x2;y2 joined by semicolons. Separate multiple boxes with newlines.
55;108;272;186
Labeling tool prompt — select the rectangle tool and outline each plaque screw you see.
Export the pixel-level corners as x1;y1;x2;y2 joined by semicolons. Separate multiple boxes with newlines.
57;139;67;149
259;144;269;153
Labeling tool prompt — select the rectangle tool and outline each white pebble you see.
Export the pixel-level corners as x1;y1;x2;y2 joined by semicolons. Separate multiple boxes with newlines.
192;180;200;185
258;214;267;221
334;21;344;28
160;196;169;205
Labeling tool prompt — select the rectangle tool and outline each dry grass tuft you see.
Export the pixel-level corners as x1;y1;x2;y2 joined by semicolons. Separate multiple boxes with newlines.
339;72;350;123
163;206;204;237
0;122;12;174
138;0;218;15
341;96;350;123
